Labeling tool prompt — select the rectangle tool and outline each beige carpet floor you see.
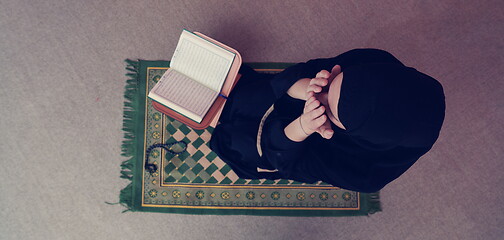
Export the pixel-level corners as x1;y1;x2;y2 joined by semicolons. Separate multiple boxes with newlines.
1;0;502;239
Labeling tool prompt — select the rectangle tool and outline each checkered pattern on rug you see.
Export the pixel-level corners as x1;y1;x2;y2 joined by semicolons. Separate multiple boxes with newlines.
161;115;321;186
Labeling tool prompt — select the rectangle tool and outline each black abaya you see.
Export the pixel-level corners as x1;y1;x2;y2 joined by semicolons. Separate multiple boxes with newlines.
209;49;445;193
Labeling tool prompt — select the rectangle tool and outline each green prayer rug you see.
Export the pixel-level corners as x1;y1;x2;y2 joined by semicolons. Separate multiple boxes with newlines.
119;59;381;216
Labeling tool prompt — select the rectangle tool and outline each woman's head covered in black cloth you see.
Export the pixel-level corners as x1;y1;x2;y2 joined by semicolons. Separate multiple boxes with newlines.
324;63;445;151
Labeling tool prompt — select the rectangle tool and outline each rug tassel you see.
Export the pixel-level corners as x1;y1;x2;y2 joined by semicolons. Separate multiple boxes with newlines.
118;183;134;212
366;192;382;215
114;59;141;212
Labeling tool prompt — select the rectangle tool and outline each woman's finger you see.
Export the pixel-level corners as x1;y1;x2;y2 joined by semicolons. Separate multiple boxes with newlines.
305;96;316;107
322;128;334;139
317;122;334;139
309;78;329;87
312;113;327;128
330;65;342;76
303;97;314;114
305;90;315;100
307;78;329;93
308;105;325;120
316;70;331;79
306;85;323;93
305;99;321;113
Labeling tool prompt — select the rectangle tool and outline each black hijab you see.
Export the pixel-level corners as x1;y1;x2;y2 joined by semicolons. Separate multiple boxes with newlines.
338;63;445;150
307;63;445;192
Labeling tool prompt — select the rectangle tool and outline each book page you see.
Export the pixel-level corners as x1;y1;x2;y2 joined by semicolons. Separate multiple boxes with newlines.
150;69;218;119
170;30;235;92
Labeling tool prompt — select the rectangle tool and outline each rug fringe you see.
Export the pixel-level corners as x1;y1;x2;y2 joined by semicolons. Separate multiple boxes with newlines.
118;59;140;212
366;192;382;215
118;183;134;213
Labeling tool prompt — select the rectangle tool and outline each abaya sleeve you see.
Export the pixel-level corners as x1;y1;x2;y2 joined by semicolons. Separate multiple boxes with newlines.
260;112;320;183
257;94;320;183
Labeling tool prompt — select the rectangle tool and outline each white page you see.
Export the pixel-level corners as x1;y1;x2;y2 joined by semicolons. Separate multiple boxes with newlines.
150;69;218;118
170;30;235;92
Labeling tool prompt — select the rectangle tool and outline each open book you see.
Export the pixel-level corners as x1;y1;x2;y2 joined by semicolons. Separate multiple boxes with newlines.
148;29;242;126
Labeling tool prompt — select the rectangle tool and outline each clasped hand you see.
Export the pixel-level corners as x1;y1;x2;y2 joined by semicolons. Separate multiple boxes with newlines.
299;65;341;139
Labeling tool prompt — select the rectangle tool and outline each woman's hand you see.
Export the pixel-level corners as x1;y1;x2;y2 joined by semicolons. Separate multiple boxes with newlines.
284;95;331;142
284;65;341;141
300;65;341;139
305;65;341;98
300;96;334;139
287;78;311;100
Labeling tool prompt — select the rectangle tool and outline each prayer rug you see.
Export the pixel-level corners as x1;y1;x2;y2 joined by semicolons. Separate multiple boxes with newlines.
119;60;381;216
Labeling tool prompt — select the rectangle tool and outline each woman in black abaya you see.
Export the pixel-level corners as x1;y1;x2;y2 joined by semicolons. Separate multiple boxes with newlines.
209;48;445;193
